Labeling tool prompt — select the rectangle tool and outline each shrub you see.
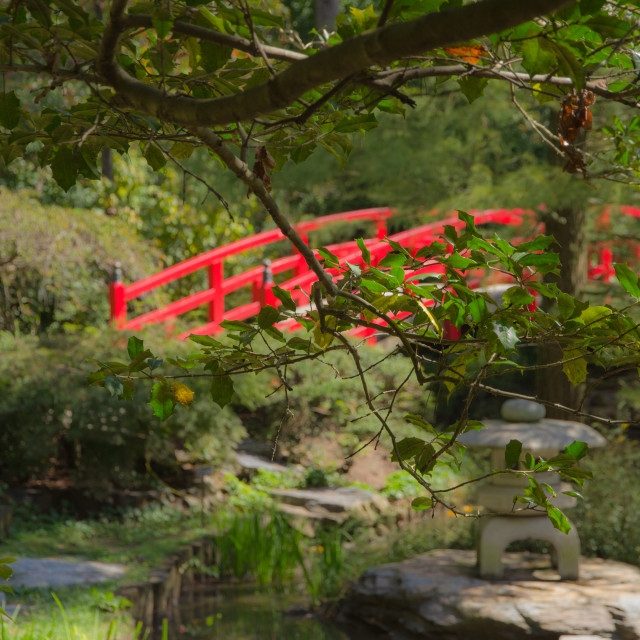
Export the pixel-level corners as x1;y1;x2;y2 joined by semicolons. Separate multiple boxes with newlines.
0;329;246;500
572;439;640;566
0;187;163;335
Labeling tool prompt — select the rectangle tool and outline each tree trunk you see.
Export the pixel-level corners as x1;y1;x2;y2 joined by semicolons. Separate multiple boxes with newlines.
315;0;340;31
537;207;588;419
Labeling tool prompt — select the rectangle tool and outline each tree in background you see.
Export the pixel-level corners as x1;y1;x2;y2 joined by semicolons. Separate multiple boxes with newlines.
3;0;640;522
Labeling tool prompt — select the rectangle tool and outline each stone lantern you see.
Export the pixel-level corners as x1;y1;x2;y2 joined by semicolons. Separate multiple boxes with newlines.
459;399;606;580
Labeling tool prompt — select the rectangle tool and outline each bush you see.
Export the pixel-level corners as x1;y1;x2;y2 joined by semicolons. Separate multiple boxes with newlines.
572;439;640;566
0;187;164;335
0;327;432;502
0;328;246;500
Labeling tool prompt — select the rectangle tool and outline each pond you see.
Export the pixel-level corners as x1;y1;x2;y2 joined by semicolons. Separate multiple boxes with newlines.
174;581;352;639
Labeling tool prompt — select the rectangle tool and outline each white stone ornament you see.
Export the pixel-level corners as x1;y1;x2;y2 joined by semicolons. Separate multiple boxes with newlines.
500;398;546;422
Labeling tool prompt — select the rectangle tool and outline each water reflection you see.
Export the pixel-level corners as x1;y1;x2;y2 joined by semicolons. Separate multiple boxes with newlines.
177;582;350;640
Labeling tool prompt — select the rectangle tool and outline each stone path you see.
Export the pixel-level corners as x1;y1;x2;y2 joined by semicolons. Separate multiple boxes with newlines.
1;557;128;616
337;549;640;640
9;557;127;589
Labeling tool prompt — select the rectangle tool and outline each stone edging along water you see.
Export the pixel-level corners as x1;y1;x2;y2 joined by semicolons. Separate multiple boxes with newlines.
115;535;217;630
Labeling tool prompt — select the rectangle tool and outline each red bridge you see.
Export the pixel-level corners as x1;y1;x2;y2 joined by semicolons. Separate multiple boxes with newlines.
109;207;640;340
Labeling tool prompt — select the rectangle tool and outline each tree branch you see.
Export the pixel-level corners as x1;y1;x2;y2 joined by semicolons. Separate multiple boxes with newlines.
190;126;338;294
98;0;573;128
377;64;631;102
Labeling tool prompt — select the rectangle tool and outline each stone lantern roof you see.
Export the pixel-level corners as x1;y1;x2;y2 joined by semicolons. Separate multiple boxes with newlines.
458;399;607;457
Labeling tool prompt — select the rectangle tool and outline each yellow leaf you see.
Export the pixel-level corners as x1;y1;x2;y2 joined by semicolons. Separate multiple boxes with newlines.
444;357;467;396
312;316;336;349
562;350;587;386
171;381;195;408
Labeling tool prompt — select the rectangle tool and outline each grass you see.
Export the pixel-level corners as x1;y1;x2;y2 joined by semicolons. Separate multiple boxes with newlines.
0;457;480;638
0;498;227;577
0;587;140;640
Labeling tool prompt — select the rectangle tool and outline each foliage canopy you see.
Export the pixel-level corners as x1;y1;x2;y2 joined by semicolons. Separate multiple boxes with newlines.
4;0;640;529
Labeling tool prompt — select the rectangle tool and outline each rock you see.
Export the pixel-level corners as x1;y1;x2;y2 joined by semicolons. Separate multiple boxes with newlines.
271;486;387;513
235;452;291;474
270;486;389;527
336;549;640;640
10;557;127;588
501;399;546;422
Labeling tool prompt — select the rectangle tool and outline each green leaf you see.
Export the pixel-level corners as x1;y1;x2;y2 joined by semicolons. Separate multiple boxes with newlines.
559;466;593;486
0;91;21;129
188;334;225;348
520;36;557;75
152;8;173;39
411;496;432;510
562;349;588;386
263;325;286;343
104;375;124;397
359;278;388;293
565;440;589;461
614;263;640;299
51;146;79;191
379;252;405;268
128;349;154;373
468;296;487;323
390;437;427;462
200;41;232;72
149;381;174;420
578;305;612;325
547;506;572;533
287;337;316;351
404;413;437;435
271;286;297;311
584;14;628;39
458;77;489;104
210;374;234;408
317;247;340;268
502;287;535;308
143;143;166;171
258;305;280;329
518;236;556;252
333;113;378;133
545;453;578;468
220;319;254;332
561;490;584;499
524;452;535;469
491;320;519;352
518;253;560;268
127;336;145;359
356;238;371;265
547;41;585;91
505;439;522;468
446;253;476;270
557;291;576;320
118;379;134;400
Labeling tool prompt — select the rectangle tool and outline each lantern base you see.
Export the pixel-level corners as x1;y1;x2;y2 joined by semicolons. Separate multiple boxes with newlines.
478;514;580;580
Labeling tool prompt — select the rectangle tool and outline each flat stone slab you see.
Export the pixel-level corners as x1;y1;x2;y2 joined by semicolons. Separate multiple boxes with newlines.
9;557;127;589
235;452;290;473
337;549;640;640
270;486;386;513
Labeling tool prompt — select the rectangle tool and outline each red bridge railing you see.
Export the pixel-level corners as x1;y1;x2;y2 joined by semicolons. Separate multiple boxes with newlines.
110;206;640;339
110;208;392;334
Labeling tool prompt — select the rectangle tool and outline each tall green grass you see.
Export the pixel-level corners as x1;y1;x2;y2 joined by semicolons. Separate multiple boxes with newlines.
216;511;305;585
0;593;152;640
